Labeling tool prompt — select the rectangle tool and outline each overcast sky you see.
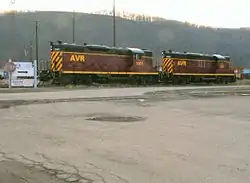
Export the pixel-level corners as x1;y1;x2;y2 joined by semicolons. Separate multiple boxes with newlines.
0;0;249;28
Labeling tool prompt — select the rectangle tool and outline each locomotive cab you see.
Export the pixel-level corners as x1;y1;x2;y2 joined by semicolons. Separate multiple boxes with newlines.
213;54;227;72
127;48;145;66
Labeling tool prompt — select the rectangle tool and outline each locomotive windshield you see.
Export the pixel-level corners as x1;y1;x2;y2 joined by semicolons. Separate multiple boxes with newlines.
142;49;153;57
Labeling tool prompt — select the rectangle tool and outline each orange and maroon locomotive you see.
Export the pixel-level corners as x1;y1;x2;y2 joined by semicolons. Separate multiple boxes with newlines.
48;40;158;84
161;50;236;84
41;41;236;85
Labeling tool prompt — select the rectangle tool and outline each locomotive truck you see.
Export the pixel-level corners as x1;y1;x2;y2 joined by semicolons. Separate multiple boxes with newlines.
40;41;236;85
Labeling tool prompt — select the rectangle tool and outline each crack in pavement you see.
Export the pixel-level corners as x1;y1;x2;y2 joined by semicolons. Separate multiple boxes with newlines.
0;151;130;183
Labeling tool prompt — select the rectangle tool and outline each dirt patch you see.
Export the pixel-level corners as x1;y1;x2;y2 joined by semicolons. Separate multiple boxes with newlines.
85;113;146;123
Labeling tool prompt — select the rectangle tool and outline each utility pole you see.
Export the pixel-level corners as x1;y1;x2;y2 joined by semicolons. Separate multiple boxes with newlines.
112;0;116;47
35;20;38;64
72;11;75;43
10;0;16;60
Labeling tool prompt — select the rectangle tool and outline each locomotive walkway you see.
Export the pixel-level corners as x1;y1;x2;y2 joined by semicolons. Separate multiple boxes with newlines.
0;85;248;101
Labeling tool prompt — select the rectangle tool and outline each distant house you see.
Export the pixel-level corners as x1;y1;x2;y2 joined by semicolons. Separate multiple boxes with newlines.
0;69;4;76
0;69;4;79
242;69;250;79
243;69;250;74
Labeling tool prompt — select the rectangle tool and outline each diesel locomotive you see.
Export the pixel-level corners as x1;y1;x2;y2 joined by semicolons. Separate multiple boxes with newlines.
39;41;236;85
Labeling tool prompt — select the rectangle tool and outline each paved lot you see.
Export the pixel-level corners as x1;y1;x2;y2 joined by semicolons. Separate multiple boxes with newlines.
0;85;248;101
0;86;250;183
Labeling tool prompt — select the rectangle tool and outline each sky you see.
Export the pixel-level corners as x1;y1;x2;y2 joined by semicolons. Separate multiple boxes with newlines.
0;0;249;28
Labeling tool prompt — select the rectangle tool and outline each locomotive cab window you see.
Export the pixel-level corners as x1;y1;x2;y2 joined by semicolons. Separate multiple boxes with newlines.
54;48;60;51
135;54;142;60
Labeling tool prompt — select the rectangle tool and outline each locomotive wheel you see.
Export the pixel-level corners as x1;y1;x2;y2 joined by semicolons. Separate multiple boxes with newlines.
216;77;224;84
185;77;191;84
172;78;178;85
59;75;72;86
205;81;211;85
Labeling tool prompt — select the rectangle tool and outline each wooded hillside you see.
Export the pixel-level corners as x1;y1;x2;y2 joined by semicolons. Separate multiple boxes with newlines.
0;11;249;67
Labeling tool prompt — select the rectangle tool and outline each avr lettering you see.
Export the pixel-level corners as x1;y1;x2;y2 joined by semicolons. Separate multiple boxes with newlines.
70;55;85;62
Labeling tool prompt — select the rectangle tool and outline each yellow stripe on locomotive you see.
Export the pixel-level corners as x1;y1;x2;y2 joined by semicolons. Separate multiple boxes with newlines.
50;51;63;72
162;58;174;74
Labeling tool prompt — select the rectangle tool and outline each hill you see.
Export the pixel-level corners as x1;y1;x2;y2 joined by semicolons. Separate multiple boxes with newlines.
0;11;250;67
